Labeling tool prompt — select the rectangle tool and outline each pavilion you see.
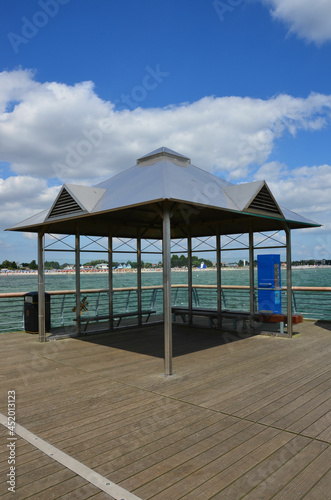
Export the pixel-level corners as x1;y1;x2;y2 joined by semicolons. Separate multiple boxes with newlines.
7;147;319;375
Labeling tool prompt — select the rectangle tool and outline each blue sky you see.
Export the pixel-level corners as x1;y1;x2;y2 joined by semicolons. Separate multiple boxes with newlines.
1;0;331;264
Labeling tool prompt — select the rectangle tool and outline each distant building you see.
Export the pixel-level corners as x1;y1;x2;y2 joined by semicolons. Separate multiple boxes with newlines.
96;263;108;270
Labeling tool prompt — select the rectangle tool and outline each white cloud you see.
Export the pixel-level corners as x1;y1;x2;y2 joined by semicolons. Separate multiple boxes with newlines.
261;0;331;44
255;162;331;224
1;70;331;184
1;69;331;245
0;175;60;229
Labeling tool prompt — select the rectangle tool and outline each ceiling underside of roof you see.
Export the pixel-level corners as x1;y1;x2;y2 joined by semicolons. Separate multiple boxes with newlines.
13;201;316;238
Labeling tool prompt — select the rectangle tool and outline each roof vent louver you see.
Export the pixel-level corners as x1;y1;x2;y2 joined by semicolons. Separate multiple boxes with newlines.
248;185;282;216
48;188;84;219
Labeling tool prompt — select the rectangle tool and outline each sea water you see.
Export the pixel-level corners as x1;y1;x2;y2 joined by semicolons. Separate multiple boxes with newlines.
1;267;331;293
1;268;331;332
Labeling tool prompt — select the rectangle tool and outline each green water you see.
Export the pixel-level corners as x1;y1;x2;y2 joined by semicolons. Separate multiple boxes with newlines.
1;267;331;293
1;268;331;332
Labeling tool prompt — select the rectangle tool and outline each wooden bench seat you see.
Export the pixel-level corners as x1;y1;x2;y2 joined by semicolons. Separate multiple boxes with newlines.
74;309;156;333
172;307;303;333
257;313;303;333
172;307;253;329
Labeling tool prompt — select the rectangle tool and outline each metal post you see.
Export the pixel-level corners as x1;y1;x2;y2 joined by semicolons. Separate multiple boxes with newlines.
216;229;222;327
137;231;142;326
249;227;255;317
285;226;293;338
38;231;46;342
163;204;173;376
108;230;113;330
75;226;81;335
187;231;192;325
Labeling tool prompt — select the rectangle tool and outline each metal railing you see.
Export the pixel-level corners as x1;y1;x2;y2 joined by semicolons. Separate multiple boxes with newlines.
1;285;331;333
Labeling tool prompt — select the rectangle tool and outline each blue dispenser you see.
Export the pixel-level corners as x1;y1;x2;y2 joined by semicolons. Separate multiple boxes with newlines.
257;254;281;314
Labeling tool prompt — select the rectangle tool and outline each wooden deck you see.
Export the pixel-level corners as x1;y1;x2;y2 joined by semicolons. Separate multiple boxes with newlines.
0;321;330;499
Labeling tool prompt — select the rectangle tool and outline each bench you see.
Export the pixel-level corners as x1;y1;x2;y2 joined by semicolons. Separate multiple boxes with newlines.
172;307;253;330
74;309;156;333
172;307;303;333
172;307;219;327
257;313;303;334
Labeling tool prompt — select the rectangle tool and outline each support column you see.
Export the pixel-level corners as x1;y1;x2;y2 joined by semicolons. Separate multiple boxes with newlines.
75;225;81;335
137;231;142;327
108;230;113;330
216;229;222;327
187;231;192;325
163;204;173;376
249;227;255;317
285;226;293;338
38;231;46;342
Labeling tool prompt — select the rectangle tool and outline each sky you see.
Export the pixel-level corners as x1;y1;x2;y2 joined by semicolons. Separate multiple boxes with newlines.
1;0;331;264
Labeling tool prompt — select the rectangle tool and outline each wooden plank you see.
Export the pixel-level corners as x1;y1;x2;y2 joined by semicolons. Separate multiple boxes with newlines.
95;412;225;474
120;419;257;492
202;435;311;500
234;440;329;500
272;446;331;499
56;482;117;500
302;469;331;500
285;398;331;435
317;424;331;443
1;321;331;499
150;428;296;500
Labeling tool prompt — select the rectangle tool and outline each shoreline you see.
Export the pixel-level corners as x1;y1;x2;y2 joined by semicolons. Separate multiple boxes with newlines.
1;267;238;276
1;265;331;276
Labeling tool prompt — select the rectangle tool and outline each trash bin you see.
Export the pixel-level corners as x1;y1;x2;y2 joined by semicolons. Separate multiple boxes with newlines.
24;292;51;333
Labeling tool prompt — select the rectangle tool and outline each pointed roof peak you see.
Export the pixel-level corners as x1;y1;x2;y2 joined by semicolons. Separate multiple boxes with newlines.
137;147;191;167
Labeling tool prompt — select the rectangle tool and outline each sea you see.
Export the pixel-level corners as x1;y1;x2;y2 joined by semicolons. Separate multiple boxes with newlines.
1;268;331;332
1;267;331;293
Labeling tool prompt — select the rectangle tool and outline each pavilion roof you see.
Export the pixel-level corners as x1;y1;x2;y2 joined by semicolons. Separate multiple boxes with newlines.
7;147;319;237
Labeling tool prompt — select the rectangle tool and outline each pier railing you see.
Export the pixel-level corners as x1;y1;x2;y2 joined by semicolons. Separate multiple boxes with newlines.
1;285;331;333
